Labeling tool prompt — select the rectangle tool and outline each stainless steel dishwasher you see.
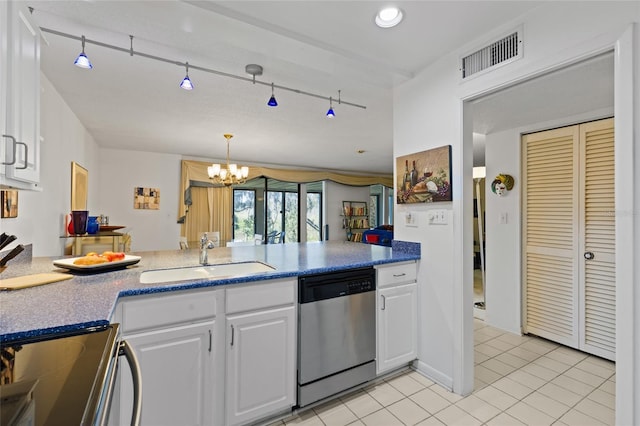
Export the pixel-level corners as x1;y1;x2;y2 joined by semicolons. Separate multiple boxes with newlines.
297;267;376;407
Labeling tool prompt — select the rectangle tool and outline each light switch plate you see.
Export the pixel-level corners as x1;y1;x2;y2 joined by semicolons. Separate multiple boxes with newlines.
405;211;418;227
428;209;448;225
499;212;508;224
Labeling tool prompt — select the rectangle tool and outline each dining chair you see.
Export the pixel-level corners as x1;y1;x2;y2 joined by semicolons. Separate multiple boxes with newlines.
179;236;189;250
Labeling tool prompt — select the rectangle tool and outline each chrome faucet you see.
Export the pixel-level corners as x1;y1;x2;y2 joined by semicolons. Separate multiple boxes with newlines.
199;233;215;265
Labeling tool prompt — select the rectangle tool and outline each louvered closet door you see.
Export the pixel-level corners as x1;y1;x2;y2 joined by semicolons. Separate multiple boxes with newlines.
522;126;580;348
522;118;615;361
579;118;615;360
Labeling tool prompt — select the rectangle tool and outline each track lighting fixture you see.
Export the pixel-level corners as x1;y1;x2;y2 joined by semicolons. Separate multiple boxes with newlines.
267;83;278;107
74;35;92;69
180;62;194;90
40;27;367;114
326;97;335;118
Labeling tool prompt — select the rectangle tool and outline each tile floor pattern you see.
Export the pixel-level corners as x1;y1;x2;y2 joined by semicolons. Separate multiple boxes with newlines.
270;320;615;426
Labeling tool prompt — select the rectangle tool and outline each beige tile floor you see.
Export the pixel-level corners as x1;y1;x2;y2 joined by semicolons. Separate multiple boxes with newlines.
271;320;615;425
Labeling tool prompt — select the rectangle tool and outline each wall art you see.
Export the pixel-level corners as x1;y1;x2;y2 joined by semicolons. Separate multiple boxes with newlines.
1;190;18;218
134;187;160;210
396;145;452;204
71;161;88;211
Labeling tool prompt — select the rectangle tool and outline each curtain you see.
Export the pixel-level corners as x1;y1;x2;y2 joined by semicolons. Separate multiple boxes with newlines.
184;186;233;246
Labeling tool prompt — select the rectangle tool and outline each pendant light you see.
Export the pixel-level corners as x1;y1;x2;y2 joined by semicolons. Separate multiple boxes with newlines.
267;83;278;107
180;62;194;90
326;97;335;118
74;35;93;69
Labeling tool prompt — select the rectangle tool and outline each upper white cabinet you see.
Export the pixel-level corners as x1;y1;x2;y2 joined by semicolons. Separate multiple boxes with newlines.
376;261;418;374
1;2;41;190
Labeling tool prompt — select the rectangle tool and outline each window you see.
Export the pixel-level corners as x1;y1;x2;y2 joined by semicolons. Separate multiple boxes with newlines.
306;192;322;242
233;189;255;241
232;178;324;243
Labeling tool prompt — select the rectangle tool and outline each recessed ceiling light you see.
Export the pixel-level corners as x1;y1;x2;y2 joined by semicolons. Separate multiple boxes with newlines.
375;7;403;28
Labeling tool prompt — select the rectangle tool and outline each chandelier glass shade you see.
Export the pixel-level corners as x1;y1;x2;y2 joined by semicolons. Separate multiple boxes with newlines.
207;134;249;186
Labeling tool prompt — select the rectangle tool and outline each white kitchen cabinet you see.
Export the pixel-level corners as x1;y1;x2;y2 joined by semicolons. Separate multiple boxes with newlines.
225;279;296;426
117;321;215;426
1;1;41;190
376;262;418;375
110;289;220;426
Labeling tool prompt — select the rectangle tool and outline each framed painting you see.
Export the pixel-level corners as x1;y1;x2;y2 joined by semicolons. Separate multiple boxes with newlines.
396;145;452;204
1;190;18;218
71;162;88;211
134;187;160;210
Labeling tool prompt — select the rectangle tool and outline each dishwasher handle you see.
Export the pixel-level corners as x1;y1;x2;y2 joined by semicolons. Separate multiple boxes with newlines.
119;340;143;426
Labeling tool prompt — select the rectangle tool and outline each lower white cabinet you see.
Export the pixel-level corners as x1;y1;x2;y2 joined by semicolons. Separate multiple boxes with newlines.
117;321;216;426
226;305;296;425
110;279;296;426
376;262;418;375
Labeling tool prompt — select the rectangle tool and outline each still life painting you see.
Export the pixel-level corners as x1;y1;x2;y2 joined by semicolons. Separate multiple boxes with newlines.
134;187;160;210
396;145;452;204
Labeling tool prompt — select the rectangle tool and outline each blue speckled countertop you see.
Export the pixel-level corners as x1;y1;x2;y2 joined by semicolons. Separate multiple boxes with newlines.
0;241;419;343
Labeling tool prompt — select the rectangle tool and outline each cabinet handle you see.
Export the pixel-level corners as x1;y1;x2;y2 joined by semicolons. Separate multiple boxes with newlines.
208;329;212;352
15;142;27;170
230;325;235;347
393;273;406;277
381;294;386;310
1;135;17;165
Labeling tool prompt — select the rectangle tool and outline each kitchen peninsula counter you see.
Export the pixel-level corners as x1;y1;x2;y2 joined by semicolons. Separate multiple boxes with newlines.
0;241;419;342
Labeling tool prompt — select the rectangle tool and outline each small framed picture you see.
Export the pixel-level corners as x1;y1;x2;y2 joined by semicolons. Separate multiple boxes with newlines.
1;190;18;218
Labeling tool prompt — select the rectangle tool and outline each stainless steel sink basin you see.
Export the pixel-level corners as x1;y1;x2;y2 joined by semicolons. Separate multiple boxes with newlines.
140;261;275;284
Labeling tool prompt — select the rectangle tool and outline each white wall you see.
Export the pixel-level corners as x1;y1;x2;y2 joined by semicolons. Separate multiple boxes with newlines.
394;1;639;400
323;180;370;241
0;74;100;257
96;148;182;252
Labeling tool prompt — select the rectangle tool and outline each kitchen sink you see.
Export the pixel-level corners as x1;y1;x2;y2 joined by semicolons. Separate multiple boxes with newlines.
140;261;275;284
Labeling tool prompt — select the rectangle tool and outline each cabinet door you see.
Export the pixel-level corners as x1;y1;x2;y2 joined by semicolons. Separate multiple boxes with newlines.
377;283;418;374
226;306;295;426
2;3;40;186
117;320;215;426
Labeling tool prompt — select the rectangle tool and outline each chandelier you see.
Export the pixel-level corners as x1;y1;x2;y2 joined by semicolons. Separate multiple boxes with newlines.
207;134;249;186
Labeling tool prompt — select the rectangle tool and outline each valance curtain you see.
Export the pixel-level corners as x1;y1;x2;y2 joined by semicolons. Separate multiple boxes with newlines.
178;159;393;241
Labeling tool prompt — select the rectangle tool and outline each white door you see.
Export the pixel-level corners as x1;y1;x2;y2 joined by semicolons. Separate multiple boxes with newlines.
578;119;616;359
522;118;615;360
226;306;295;426
377;283;418;374
118;321;215;426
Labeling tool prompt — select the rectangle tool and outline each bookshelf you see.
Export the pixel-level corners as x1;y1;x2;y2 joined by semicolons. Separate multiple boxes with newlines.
342;201;369;242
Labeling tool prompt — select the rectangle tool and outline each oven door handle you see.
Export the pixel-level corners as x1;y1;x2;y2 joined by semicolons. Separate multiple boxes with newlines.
119;340;143;426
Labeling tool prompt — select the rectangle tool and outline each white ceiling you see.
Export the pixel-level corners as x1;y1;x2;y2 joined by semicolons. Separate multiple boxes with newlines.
27;1;613;174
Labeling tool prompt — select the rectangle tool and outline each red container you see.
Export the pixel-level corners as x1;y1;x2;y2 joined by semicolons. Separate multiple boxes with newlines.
365;233;379;244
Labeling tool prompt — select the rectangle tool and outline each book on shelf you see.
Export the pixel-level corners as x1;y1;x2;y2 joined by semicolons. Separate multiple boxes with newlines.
343;205;367;216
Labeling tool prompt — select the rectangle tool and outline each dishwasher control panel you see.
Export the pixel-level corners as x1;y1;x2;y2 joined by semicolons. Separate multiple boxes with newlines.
299;267;376;303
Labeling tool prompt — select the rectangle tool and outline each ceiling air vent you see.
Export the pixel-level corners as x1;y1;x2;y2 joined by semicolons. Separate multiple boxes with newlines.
461;29;522;79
